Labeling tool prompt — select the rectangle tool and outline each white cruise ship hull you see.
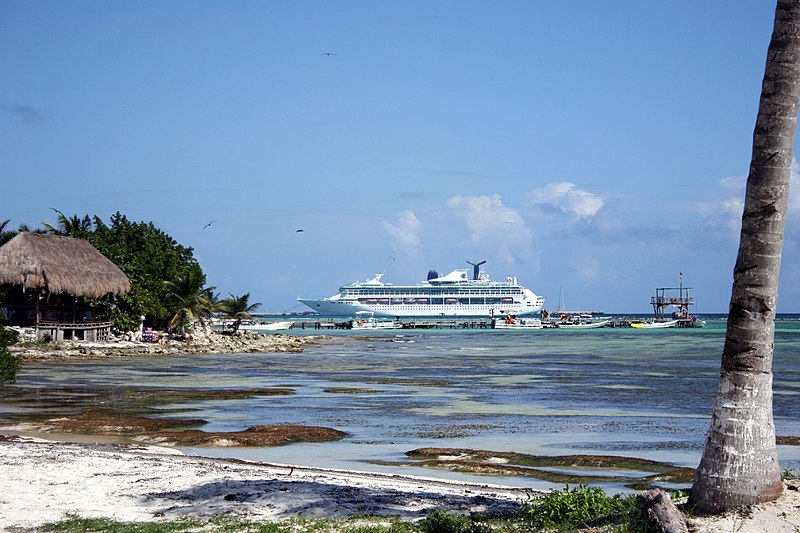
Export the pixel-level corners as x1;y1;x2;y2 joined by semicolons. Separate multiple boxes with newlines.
299;265;545;318
298;295;544;318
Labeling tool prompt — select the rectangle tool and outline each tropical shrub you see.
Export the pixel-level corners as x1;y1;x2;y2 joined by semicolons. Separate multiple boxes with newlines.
0;317;20;383
90;212;205;331
218;293;262;332
525;484;641;531
418;510;491;533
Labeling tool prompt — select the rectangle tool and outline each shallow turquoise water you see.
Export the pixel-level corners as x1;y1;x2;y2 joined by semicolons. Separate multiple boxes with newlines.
9;319;800;490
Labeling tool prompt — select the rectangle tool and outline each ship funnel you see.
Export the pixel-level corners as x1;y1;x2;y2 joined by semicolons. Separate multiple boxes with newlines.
466;260;487;280
427;269;439;281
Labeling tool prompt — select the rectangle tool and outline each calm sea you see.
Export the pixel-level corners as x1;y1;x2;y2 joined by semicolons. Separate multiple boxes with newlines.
10;315;800;491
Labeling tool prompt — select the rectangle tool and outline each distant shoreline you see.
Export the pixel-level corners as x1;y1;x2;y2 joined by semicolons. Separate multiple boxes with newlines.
8;329;339;361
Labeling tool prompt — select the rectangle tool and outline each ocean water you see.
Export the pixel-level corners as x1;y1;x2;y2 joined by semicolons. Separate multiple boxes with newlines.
10;316;800;491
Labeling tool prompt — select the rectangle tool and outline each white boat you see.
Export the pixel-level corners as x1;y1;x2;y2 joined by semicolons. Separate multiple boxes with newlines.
546;313;609;329
492;315;543;329
238;320;295;331
557;319;609;329
299;261;545;318
351;311;401;330
630;319;678;329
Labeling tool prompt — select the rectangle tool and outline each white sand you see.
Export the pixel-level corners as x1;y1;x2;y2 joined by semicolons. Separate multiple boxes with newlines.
1;436;798;531
0;436;531;529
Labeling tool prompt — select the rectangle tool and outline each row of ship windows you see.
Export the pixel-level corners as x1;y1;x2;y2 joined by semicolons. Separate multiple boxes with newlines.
345;290;523;297
357;298;519;305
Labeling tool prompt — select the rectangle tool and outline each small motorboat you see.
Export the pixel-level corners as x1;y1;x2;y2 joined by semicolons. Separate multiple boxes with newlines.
351;311;401;330
238;320;295;331
557;319;609;329
492;315;543;329
553;313;610;329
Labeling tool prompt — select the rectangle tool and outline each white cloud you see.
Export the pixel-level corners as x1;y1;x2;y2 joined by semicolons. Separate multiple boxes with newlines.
447;194;532;263
383;210;422;256
719;175;746;189
697;158;800;238
694;175;745;239
528;182;604;219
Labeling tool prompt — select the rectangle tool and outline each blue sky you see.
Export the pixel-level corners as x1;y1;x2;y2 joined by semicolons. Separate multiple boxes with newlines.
2;1;798;313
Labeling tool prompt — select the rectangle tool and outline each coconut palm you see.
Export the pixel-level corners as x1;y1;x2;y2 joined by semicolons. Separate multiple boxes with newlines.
43;210;93;238
0;220;11;247
219;292;262;332
689;0;800;514
163;268;215;337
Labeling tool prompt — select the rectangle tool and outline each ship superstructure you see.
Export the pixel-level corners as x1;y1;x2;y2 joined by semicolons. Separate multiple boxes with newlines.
299;262;545;317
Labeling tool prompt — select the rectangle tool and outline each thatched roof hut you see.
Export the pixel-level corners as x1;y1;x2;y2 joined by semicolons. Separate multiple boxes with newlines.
0;232;130;298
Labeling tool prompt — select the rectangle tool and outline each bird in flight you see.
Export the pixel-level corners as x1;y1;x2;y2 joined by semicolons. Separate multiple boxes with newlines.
203;221;217;230
296;229;304;233
320;52;336;56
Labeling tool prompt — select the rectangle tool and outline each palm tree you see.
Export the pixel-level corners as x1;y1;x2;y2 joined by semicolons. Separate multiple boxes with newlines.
689;0;800;514
163;268;215;337
0;220;11;247
219;293;263;332
43;209;92;238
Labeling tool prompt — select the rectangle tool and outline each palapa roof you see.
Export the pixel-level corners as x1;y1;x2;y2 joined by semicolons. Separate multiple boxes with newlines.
0;232;130;298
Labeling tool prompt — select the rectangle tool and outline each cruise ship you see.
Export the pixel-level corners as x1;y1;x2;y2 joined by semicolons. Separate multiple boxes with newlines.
298;261;545;318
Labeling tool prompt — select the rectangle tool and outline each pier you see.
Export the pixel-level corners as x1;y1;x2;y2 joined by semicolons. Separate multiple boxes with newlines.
296;318;495;330
291;315;706;330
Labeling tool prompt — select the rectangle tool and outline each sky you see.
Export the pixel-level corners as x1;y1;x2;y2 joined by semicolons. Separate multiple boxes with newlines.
1;1;799;314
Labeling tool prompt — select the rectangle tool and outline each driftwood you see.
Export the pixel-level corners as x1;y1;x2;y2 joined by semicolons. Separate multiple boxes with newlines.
637;489;689;533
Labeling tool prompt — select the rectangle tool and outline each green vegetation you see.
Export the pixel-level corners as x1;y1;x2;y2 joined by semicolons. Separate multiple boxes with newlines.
1;212;215;332
0;316;20;383
163;267;215;336
0;219;13;246
218;292;262;332
39;515;414;533
523;484;643;531
417;510;482;533
91;212;209;332
782;468;798;480
38;514;205;532
36;485;654;533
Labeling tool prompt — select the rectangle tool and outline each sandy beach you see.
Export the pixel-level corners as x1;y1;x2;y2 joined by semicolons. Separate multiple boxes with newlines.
0;435;798;531
0;435;531;529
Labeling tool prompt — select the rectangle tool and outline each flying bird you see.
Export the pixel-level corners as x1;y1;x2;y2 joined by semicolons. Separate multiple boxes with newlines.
296;229;304;233
320;52;336;56
203;221;217;230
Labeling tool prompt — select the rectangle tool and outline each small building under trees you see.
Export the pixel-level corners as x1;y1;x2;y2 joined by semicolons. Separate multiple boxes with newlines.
0;232;130;342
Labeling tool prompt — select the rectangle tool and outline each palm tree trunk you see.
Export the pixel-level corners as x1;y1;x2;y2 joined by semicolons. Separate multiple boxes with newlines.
689;0;800;514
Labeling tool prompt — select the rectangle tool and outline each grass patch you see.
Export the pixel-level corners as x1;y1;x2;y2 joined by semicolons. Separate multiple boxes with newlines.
38;513;204;532
38;515;419;533
35;492;655;533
